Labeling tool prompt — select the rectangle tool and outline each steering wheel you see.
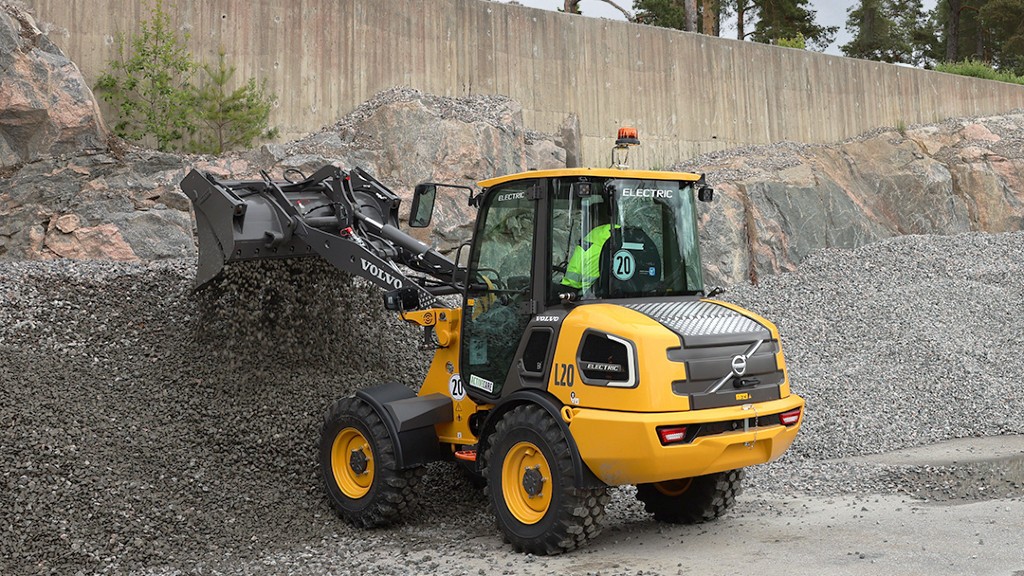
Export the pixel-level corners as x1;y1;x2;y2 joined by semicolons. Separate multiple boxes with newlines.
475;267;504;290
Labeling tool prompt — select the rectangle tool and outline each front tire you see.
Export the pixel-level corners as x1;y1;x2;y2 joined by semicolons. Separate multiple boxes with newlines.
482;405;608;554
635;468;744;524
318;396;422;527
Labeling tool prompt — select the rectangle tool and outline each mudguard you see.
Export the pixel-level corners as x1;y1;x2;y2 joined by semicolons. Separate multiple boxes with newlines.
354;382;453;469
475;389;606;489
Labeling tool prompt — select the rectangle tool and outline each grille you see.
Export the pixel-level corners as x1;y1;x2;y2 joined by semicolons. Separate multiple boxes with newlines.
623;300;770;347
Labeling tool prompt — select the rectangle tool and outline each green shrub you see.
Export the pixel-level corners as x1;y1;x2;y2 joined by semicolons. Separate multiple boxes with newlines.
95;0;277;153
94;0;196;151
935;60;1024;85
191;52;279;155
777;34;807;50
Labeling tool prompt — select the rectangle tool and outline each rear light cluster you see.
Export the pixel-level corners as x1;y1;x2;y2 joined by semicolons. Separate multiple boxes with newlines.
656;426;688;445
779;407;801;426
657;407;802;445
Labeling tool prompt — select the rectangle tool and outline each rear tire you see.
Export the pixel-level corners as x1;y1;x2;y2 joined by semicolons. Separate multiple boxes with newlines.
482;405;608;554
318;396;422;527
635;468;744;524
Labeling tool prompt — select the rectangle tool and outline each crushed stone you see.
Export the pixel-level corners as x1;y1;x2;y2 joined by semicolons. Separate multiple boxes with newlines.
2;231;1023;574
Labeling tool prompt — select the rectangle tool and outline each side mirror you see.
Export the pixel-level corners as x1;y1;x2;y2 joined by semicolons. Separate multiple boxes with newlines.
698;186;714;202
410;184;437;227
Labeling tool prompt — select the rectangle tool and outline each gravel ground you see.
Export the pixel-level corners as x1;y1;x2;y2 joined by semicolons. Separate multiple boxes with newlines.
2;231;1023;575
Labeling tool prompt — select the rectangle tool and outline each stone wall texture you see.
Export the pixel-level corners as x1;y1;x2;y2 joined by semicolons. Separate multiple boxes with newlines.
21;0;1024;168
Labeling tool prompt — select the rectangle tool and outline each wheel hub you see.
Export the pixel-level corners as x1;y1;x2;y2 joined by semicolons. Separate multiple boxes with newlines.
331;427;374;499
350;448;368;475
522;465;545;497
501;441;553;525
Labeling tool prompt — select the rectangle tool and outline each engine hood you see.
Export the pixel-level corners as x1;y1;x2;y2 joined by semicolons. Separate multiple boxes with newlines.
619;300;772;347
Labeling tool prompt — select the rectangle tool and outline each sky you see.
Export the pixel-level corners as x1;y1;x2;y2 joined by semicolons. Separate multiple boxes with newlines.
499;0;940;56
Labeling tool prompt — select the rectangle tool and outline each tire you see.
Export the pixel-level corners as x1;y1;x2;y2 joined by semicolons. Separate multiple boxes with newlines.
318;396;423;528
635;468;745;524
482;405;609;554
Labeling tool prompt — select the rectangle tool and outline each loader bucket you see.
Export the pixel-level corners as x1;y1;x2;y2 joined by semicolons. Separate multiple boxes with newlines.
180;169;315;289
180;166;460;295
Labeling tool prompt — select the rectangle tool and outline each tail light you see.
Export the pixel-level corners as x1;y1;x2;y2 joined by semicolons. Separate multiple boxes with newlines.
657;426;688;445
779;408;802;426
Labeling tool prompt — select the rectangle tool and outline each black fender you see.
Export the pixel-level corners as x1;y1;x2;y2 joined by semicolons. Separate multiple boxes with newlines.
355;382;453;469
475;389;606;489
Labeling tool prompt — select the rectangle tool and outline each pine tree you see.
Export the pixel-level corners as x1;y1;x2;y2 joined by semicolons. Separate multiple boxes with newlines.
634;0;689;29
95;0;278;153
94;0;196;151
842;0;931;65
751;0;837;51
980;0;1024;72
734;1;759;40
632;0;721;34
191;52;279;155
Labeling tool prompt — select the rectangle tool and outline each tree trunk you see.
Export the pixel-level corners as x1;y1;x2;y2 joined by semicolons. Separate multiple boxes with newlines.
685;0;698;31
945;0;961;62
975;20;985;61
737;2;746;40
702;0;717;35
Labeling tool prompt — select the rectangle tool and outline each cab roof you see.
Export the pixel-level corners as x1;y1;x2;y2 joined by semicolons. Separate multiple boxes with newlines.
477;168;703;189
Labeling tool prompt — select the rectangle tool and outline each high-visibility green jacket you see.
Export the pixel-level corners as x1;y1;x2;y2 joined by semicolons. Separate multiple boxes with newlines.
561;224;613;289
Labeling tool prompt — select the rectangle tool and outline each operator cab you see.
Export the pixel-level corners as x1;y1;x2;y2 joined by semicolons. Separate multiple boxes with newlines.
410;129;714;402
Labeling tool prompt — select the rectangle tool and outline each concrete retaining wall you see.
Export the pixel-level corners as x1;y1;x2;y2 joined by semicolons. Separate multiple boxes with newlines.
24;0;1024;168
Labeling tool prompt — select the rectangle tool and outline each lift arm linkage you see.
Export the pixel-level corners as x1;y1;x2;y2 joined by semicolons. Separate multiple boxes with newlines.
180;166;464;306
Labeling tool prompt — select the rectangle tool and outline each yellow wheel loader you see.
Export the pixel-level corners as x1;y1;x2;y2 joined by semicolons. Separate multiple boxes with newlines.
180;131;804;554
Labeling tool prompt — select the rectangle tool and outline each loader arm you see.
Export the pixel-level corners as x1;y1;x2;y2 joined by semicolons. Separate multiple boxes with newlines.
180;167;464;306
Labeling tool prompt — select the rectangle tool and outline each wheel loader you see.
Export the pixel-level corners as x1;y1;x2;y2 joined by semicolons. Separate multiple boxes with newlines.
180;129;804;554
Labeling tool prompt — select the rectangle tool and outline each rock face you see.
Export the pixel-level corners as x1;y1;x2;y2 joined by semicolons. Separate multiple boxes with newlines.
691;114;1024;285
0;148;197;261
0;3;107;168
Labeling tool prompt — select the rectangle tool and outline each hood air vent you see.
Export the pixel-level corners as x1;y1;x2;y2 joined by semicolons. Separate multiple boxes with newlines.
623;301;771;347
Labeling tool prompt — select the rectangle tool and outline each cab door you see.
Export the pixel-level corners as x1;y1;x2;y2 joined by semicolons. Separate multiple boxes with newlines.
461;180;539;400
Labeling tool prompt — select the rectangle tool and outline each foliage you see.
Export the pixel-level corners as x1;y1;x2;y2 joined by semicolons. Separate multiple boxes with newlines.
191;53;279;155
94;0;277;153
751;0;837;51
841;0;934;66
94;0;196;151
634;0;688;29
632;0;727;34
923;0;1024;73
935;59;1024;84
776;33;805;48
633;0;835;45
979;0;1024;74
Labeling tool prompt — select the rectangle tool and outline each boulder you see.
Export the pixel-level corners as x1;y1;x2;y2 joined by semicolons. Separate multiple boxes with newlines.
0;3;107;168
43;222;136;260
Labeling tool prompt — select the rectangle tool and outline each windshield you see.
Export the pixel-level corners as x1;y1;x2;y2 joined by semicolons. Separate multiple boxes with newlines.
550;177;704;301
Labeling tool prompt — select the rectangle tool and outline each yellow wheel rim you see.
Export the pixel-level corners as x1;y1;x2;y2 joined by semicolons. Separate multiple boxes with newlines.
501;441;552;525
330;427;374;499
654;478;693;497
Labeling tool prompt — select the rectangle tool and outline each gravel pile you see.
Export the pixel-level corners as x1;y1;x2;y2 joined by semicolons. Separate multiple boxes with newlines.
2;231;1023;574
322;87;520;133
730;231;1024;496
